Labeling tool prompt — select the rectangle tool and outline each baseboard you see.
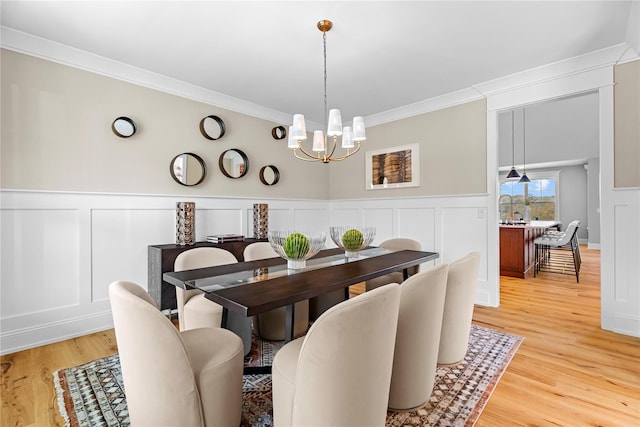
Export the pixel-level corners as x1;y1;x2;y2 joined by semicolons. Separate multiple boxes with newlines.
0;311;114;356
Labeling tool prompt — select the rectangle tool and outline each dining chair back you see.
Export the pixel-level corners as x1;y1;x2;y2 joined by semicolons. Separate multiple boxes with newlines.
365;238;423;291
272;283;401;427
175;247;252;355
437;251;481;365
109;280;244;427
388;263;449;410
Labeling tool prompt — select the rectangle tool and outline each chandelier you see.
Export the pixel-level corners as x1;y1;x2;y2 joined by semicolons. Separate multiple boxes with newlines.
288;20;366;163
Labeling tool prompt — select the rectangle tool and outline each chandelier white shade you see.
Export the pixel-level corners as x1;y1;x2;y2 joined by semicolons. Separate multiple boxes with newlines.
289;20;366;163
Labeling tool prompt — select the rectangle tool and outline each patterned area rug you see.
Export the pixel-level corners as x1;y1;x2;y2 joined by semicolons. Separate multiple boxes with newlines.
54;325;522;427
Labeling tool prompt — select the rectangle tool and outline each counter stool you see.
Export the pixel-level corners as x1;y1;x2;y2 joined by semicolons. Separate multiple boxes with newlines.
534;220;581;282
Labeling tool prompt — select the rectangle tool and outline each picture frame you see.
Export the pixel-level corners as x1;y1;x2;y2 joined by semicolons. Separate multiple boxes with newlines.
365;143;420;190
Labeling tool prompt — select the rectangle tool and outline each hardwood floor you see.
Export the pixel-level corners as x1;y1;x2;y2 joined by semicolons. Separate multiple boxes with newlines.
2;246;638;426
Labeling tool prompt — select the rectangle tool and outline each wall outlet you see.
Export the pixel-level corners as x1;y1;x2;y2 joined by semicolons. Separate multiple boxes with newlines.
477;208;486;219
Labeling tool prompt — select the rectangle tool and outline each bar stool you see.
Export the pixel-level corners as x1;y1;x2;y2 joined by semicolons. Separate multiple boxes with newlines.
534;220;581;282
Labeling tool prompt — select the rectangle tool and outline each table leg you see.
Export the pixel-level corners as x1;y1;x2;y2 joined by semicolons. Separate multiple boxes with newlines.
403;268;409;281
221;307;229;328
285;303;295;343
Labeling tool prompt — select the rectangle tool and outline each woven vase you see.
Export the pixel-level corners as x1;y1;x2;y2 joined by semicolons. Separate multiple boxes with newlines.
176;202;195;245
253;203;269;239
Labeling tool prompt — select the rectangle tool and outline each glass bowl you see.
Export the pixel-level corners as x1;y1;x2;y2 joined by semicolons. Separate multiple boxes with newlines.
268;230;326;269
329;226;376;258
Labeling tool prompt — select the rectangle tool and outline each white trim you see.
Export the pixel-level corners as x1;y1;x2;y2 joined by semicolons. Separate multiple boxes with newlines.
475;44;628;97
2;26;636;131
488;66;639;338
0;26;292;125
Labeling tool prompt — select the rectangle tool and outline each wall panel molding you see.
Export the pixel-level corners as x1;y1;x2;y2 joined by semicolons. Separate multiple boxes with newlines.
1;190;495;354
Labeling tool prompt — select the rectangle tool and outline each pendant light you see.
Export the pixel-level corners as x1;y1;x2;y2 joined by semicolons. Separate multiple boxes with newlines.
506;110;521;179
519;109;531;183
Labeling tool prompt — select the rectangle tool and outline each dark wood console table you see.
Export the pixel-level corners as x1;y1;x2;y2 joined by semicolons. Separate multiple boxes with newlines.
148;239;266;311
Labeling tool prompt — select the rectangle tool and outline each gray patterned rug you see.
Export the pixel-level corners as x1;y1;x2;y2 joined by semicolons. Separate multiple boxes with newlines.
54;325;522;426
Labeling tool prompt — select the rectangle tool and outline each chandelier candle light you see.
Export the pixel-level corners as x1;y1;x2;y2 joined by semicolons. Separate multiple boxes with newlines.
288;20;366;163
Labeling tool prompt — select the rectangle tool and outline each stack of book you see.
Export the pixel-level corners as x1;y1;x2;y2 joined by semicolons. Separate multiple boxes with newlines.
206;234;245;243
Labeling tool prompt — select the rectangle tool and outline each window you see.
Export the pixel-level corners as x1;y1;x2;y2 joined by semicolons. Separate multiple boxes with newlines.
499;173;558;221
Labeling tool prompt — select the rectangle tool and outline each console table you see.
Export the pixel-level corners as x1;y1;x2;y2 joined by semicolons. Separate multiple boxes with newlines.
148;239;266;311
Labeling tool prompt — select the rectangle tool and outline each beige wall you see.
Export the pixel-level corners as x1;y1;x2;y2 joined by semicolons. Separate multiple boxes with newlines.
614;60;640;188
0;49;329;199
329;99;487;199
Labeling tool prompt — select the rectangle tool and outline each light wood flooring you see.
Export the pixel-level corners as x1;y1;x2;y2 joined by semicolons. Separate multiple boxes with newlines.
2;246;639;426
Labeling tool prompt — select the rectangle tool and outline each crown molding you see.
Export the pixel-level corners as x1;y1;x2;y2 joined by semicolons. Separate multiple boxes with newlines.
473;43;632;98
0;26;292;125
2;26;637;130
363;88;484;127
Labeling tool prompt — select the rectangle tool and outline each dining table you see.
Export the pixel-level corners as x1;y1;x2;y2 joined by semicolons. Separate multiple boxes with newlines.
163;246;439;372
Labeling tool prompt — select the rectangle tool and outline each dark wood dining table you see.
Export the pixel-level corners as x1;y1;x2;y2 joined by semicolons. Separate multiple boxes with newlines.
163;246;439;344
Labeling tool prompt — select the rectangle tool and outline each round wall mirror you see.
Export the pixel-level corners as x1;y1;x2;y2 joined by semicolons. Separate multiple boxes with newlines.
112;116;136;138
219;149;249;179
259;165;280;185
170;153;206;186
199;115;226;140
271;126;286;140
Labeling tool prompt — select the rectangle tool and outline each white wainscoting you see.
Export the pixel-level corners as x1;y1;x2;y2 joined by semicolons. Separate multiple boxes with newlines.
1;190;495;354
329;195;495;307
0;190;330;354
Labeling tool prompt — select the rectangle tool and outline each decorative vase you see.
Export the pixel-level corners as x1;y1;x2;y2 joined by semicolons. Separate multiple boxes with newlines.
176;202;195;245
267;230;327;270
253;203;269;239
329;226;376;258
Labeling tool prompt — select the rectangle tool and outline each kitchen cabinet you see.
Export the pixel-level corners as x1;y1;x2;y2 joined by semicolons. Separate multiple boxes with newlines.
499;221;560;278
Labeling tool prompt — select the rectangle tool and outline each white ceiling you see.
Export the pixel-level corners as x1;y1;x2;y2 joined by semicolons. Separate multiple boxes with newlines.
1;1;637;126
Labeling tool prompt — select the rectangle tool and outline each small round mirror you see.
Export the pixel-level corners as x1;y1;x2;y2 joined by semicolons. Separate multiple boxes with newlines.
271;126;286;140
170;153;206;186
112;117;136;138
199;115;226;140
259;165;280;185
219;149;249;179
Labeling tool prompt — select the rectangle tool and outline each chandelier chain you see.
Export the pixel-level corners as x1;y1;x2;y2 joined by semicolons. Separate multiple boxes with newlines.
323;31;328;135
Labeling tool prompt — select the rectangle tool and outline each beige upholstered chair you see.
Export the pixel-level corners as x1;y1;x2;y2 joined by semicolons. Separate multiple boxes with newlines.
388;263;449;411
272;283;401;427
109;280;244;427
243;242;309;340
365;238;423;291
437;251;481;365
175;247;252;355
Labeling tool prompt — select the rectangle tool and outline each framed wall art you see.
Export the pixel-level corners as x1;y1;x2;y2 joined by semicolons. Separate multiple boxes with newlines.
365;143;420;190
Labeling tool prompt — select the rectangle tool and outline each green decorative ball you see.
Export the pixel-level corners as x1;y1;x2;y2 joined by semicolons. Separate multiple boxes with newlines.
283;233;310;259
342;229;364;250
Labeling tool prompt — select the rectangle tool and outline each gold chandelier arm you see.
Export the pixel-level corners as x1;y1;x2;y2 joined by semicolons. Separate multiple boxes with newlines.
327;136;338;159
326;142;362;161
293;147;323;162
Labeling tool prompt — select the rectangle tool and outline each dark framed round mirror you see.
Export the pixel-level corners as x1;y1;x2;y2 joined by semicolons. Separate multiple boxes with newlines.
271;126;286;140
199;115;226;140
112;116;136;138
219;149;249;179
170;152;206;186
259;165;280;186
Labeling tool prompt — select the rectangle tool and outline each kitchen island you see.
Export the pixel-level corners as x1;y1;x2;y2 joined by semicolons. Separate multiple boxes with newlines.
500;220;560;278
